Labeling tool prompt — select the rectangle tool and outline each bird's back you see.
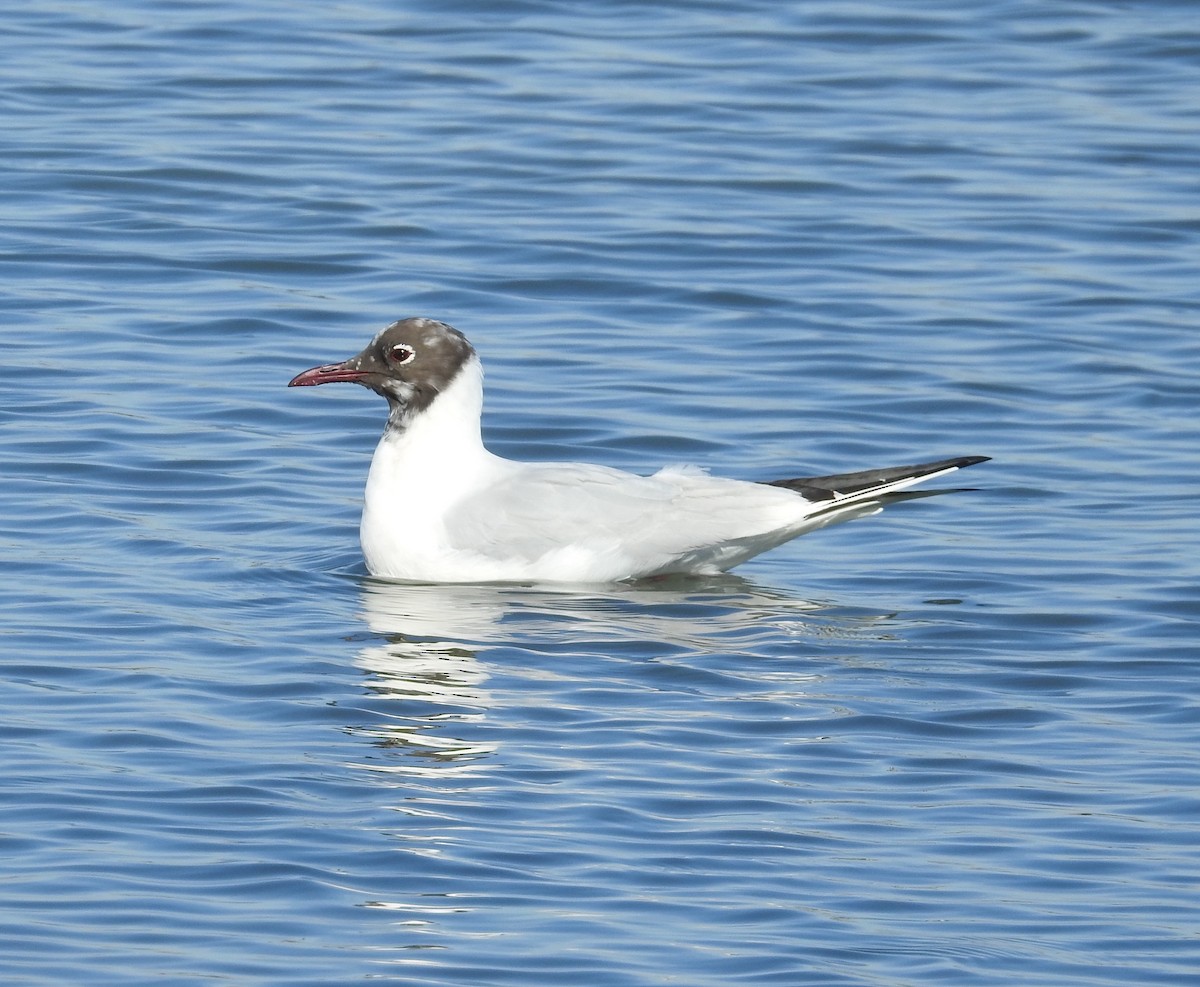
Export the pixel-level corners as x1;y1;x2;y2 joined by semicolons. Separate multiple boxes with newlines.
440;462;814;581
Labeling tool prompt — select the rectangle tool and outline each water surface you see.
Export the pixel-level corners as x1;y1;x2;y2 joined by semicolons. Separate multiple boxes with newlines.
2;2;1198;985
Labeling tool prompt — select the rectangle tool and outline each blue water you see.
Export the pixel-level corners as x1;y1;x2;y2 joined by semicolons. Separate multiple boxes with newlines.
3;2;1199;984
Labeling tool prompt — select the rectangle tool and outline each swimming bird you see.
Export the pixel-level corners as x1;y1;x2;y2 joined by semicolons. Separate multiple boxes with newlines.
289;318;987;582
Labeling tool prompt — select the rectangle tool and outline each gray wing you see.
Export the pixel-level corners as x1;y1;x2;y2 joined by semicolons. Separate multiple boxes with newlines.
446;462;807;566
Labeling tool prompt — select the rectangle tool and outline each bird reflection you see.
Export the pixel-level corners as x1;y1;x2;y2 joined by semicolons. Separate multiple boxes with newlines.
349;581;499;776
345;573;899;778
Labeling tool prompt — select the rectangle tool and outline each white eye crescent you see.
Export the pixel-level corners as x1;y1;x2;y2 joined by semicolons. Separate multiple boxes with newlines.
387;343;415;365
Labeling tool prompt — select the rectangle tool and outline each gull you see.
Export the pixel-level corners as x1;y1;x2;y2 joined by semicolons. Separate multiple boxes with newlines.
289;318;987;583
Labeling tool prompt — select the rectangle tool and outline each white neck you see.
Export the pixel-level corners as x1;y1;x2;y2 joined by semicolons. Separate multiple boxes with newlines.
381;354;488;470
359;355;501;577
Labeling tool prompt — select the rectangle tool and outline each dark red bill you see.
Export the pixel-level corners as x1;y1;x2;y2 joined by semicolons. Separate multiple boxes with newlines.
288;362;368;387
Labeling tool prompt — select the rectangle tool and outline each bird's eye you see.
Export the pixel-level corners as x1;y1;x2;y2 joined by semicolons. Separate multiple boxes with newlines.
387;343;415;365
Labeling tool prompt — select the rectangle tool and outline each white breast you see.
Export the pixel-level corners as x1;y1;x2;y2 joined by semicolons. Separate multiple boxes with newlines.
359;356;510;580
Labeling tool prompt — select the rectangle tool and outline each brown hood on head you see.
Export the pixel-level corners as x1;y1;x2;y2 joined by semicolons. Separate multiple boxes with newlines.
288;317;475;417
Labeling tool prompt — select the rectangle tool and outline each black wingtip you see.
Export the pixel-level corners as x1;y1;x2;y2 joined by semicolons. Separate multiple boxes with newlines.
765;454;990;500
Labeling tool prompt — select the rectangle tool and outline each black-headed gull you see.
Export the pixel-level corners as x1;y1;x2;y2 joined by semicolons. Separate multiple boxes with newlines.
289;318;988;582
